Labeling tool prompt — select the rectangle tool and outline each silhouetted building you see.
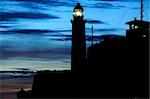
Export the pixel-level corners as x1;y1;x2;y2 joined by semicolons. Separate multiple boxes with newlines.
71;3;86;73
126;18;149;42
17;88;32;98
31;70;72;98
86;19;149;98
86;35;129;97
17;3;149;99
125;19;149;98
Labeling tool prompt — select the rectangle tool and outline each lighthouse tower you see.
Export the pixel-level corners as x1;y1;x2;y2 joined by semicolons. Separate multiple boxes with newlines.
71;3;86;73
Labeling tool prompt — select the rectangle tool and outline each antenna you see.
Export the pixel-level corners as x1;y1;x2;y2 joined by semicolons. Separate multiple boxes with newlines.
141;0;143;21
91;24;94;46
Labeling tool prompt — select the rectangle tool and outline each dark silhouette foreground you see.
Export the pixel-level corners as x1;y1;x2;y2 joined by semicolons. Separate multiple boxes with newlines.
17;3;149;98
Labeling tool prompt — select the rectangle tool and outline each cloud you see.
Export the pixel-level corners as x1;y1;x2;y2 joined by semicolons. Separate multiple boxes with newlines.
13;68;31;71
50;38;71;41
0;25;12;28
95;2;114;8
86;27;123;33
0;12;60;21
3;0;75;7
0;71;35;79
0;29;56;34
94;0;140;2
0;0;78;16
86;19;106;24
0;29;71;35
51;34;71;37
85;1;125;9
90;2;125;9
0;50;71;62
48;35;104;42
96;28;122;32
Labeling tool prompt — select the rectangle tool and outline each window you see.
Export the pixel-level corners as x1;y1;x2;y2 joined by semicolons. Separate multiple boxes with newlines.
135;26;138;29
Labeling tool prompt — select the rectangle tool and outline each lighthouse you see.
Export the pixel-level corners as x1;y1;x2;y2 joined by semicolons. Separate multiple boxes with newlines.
71;3;86;73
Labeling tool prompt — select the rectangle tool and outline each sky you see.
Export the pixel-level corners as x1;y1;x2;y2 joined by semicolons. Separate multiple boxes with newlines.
0;0;150;72
0;0;149;98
